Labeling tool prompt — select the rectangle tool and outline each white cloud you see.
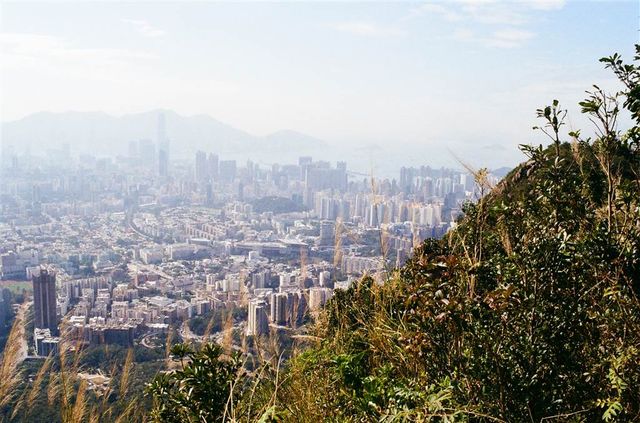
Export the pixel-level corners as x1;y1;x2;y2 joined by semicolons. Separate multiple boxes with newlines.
452;28;475;41
407;1;531;25
407;0;556;48
122;18;165;38
526;0;566;11
405;0;566;35
452;26;535;48
405;3;464;22
0;32;156;81
0;32;240;122
330;22;407;37
485;28;536;48
460;3;528;25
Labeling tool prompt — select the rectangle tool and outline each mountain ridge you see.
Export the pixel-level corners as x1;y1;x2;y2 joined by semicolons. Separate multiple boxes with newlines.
0;109;328;157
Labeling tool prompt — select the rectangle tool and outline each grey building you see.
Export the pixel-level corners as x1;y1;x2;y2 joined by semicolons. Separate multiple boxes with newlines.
33;268;59;336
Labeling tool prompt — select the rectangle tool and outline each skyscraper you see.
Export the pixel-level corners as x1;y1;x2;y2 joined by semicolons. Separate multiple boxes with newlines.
158;149;168;177
157;112;170;176
33;268;58;336
208;153;219;181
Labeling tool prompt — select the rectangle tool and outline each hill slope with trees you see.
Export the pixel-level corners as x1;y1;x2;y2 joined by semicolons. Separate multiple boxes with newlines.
146;47;640;422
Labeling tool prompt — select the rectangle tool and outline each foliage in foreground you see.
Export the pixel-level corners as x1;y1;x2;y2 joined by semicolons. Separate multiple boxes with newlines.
270;47;640;422
146;343;242;423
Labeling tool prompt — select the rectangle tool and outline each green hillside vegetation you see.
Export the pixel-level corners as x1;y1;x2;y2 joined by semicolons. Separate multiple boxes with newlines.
146;46;640;422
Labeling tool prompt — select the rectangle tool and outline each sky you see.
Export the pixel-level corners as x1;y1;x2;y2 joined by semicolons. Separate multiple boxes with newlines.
0;0;638;169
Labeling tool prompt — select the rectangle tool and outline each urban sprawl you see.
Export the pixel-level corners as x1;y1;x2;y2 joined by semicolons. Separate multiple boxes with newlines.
0;113;500;357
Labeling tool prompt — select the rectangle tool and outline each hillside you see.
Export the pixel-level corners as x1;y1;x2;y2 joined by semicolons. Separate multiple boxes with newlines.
144;48;640;422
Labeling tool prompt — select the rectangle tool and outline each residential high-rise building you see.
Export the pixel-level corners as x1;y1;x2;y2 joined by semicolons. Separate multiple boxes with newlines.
270;292;288;325
287;291;307;327
247;300;268;337
305;165;347;192
33;268;58;335
309;287;333;311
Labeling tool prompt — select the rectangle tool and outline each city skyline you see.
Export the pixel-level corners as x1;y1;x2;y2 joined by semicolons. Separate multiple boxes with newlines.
1;1;636;169
0;1;639;419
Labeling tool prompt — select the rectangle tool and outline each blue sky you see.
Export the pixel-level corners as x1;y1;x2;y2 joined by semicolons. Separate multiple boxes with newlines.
0;1;638;168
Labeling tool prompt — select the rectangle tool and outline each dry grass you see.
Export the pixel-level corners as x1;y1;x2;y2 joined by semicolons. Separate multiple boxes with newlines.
165;327;174;360
4;313;147;423
25;352;55;410
70;379;88;423
222;311;234;355
119;348;135;399
201;310;217;347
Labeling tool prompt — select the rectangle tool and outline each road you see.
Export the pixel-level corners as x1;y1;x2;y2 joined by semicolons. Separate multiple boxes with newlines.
179;320;201;342
178;320;244;352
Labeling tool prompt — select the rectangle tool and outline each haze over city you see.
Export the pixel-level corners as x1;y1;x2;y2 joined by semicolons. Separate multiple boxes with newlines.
0;1;639;421
1;1;636;170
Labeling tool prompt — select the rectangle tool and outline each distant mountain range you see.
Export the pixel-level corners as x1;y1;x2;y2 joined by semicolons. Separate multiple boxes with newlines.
0;109;327;158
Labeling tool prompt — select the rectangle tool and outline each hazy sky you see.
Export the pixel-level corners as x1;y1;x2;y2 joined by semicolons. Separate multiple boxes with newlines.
1;0;637;167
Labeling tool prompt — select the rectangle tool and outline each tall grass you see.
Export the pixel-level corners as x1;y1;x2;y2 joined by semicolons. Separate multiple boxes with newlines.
1;310;148;423
0;304;27;409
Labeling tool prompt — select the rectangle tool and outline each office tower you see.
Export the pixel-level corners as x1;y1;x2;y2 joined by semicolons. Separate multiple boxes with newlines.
208;153;219;181
195;150;208;183
33;268;58;335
